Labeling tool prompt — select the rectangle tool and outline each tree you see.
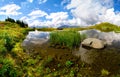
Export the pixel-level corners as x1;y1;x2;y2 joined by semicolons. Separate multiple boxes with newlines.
16;20;28;28
5;17;15;23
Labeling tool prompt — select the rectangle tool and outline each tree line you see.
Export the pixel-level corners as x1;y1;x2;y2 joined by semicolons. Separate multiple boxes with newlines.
5;17;28;28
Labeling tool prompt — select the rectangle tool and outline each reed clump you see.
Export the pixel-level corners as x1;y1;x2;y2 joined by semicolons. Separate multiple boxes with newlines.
50;31;86;49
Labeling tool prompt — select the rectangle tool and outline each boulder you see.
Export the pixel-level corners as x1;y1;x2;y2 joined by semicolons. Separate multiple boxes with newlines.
79;29;120;48
81;38;105;49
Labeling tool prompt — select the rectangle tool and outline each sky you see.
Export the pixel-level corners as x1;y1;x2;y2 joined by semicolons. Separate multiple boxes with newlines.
0;0;120;28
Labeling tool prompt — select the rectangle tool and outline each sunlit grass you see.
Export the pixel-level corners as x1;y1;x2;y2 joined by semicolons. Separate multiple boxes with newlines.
63;22;120;33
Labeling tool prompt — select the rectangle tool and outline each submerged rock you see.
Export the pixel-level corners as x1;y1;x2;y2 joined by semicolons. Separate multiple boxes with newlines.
81;38;105;49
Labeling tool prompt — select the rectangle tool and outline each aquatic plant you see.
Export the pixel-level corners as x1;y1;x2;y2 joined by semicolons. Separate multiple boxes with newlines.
65;61;73;67
50;31;84;49
101;69;110;76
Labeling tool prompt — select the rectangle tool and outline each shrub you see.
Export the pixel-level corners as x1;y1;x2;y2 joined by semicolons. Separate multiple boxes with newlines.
50;31;83;49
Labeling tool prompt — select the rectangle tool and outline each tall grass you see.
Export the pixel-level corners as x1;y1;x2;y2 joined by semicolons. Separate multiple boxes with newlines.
50;31;86;49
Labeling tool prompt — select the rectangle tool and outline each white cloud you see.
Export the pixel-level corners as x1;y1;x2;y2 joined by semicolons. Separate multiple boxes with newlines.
100;8;120;26
28;10;47;20
21;11;70;28
65;0;120;26
27;0;33;3
45;12;69;27
46;12;68;21
38;0;47;4
0;4;21;16
20;10;48;27
28;10;47;16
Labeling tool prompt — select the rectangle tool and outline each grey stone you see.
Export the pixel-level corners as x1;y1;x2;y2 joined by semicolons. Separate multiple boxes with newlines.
81;38;105;49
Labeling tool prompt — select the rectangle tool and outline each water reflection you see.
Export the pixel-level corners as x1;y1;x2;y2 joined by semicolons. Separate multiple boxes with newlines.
79;29;120;48
21;30;120;76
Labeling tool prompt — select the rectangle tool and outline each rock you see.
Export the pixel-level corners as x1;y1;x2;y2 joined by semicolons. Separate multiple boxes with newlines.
79;29;120;48
81;38;105;49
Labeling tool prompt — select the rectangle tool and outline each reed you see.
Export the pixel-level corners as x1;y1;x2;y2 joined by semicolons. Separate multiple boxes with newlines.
50;31;85;49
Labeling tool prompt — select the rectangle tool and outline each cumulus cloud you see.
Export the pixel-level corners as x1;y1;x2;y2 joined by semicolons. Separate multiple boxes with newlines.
28;10;47;16
27;0;33;3
66;0;120;26
28;10;47;20
46;12;68;21
0;4;21;16
20;9;48;27
100;8;120;26
21;0;120;28
21;11;70;28
38;0;47;4
45;12;69;27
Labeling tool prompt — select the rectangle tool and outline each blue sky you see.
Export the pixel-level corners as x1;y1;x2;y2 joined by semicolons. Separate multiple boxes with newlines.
0;0;120;27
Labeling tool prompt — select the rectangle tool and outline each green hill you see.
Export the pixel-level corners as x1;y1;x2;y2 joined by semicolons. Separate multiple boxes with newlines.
88;22;120;32
64;22;120;32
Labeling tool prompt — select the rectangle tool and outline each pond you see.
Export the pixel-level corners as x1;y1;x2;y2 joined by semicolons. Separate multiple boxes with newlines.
22;30;120;77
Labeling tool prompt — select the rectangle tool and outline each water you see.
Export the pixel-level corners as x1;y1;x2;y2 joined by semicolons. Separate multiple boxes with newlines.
79;29;120;48
22;30;120;76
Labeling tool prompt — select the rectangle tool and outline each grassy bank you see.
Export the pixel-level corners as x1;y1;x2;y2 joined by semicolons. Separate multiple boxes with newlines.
0;21;29;76
63;22;120;32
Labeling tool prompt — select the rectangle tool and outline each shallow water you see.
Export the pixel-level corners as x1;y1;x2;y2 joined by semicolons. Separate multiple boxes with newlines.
22;39;120;75
22;30;120;76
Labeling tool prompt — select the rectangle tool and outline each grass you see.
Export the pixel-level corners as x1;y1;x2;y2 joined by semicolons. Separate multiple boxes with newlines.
50;30;86;49
37;27;57;31
88;22;120;32
63;22;120;33
0;21;28;76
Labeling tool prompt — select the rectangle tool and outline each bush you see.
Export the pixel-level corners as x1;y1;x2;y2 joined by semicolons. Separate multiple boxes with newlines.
50;31;83;49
